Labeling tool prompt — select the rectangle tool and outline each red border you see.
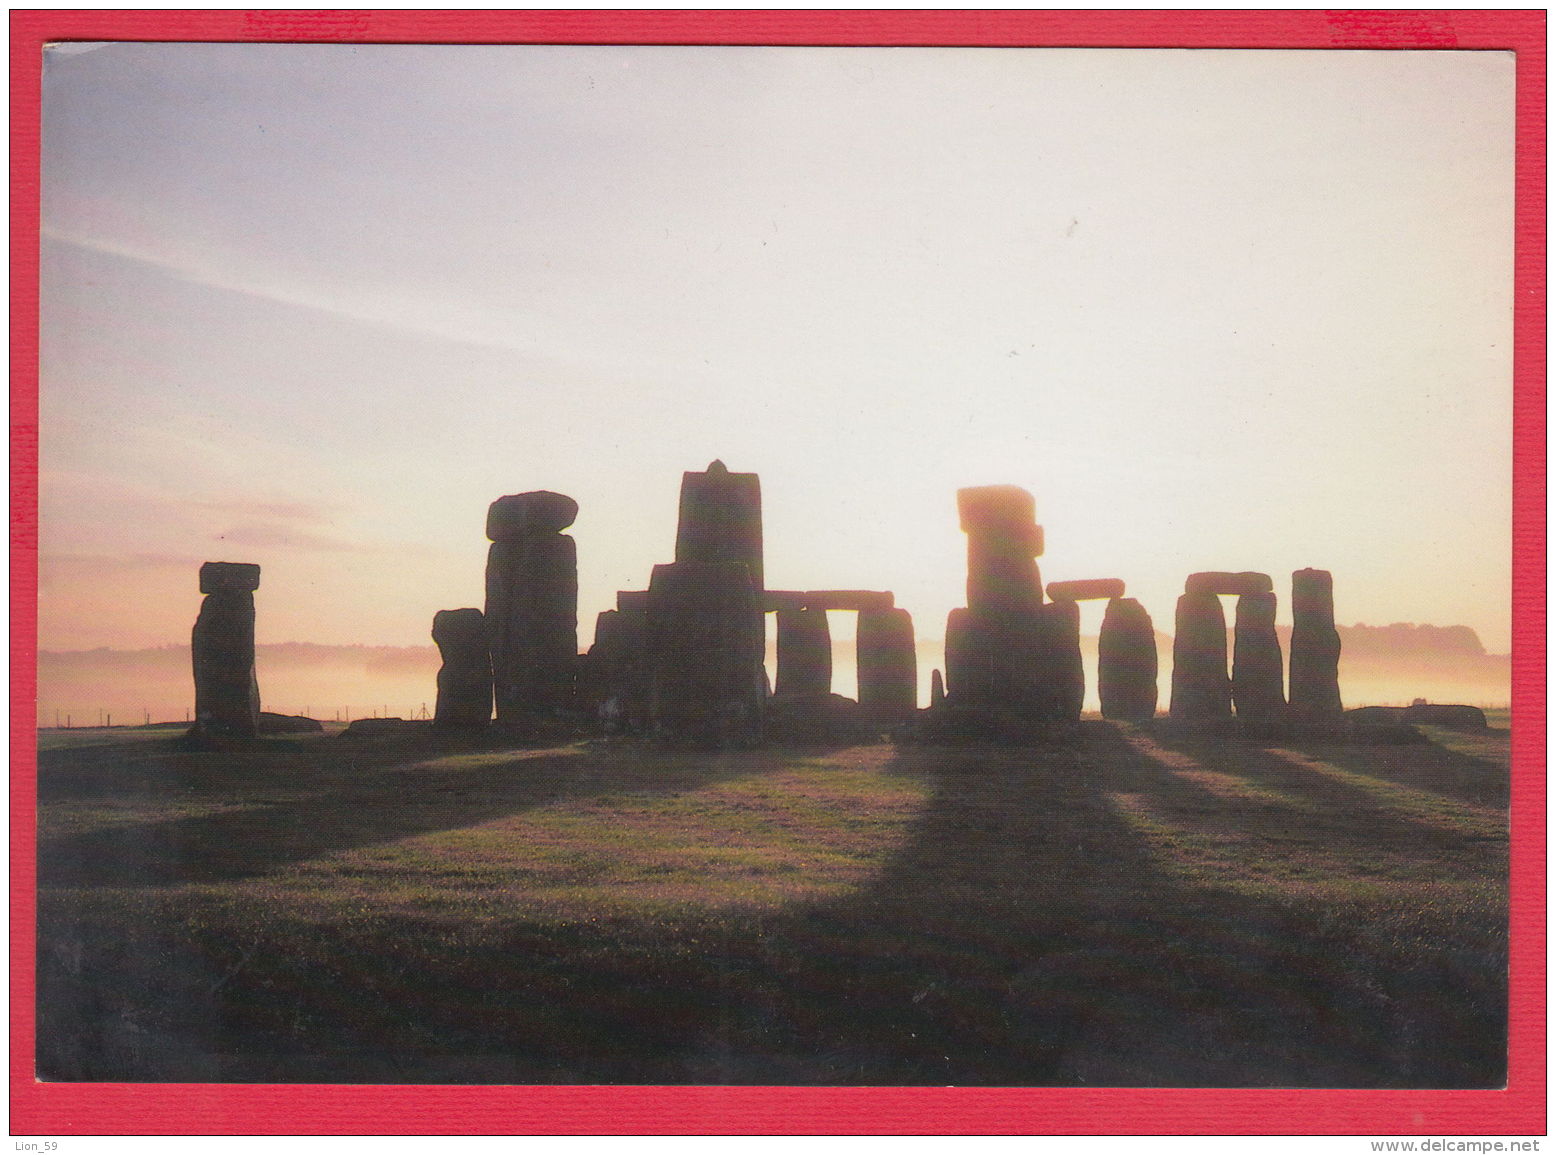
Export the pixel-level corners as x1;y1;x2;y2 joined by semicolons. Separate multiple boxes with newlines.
11;9;1545;1137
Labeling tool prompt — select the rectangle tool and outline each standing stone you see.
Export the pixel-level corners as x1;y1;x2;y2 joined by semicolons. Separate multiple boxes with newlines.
640;461;766;745
775;607;832;696
1231;592;1285;721
1170;592;1231;721
1037;599;1084;721
1098;597;1157;721
1289;568;1343;720
191;562;261;740
930;669;946;708
959;485;1044;616
944;606;994;709
645;560;764;748
590;607;648;671
582;607;649;728
947;486;1048;716
857;607;917;720
485;491;579;720
946;605;1048;717
943;610;970;700
432;608;492;726
674;460;764;593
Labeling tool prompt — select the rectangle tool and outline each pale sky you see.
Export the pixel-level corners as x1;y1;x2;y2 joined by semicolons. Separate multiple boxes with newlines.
39;44;1515;671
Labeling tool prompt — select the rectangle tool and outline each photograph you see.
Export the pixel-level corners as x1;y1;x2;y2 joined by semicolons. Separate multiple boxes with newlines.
15;9;1541;1139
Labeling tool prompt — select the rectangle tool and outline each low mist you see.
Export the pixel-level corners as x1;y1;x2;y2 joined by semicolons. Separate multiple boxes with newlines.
37;622;1510;729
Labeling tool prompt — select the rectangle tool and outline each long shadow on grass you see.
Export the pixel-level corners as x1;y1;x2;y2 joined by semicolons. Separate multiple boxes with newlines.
36;731;882;1080
37;732;796;886
36;724;1507;1086
661;725;1505;1087
1157;725;1509;809
1301;729;1509;810
1135;730;1509;867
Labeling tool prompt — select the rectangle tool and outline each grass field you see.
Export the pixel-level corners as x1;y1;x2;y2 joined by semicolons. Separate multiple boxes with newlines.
35;718;1509;1085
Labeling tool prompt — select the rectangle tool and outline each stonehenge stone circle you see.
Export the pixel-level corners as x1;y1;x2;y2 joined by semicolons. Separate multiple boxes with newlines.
436;463;1352;743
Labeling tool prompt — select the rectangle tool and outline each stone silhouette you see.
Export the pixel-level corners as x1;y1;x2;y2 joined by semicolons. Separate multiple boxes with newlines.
675;459;764;592
584;461;772;744
790;590;894;613
945;485;1050;715
1038;598;1084;721
1038;578;1122;722
487;489;578;541
1185;571;1275;597
258;712;324;734
775;607;832;697
1349;703;1487;731
762;591;808;613
1289;568;1343;720
639;460;768;746
765;590;911;715
944;606;1003;709
582;607;649;728
446;466;1346;743
485;491;579;720
190;562;261;740
645;559;764;748
960;485;1044;615
1046;578;1126;602
1098;597;1158;721
857;606;917;720
342;717;416;738
1230;591;1286;720
1169;591;1231;721
432;608;492;726
766;589;893;614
